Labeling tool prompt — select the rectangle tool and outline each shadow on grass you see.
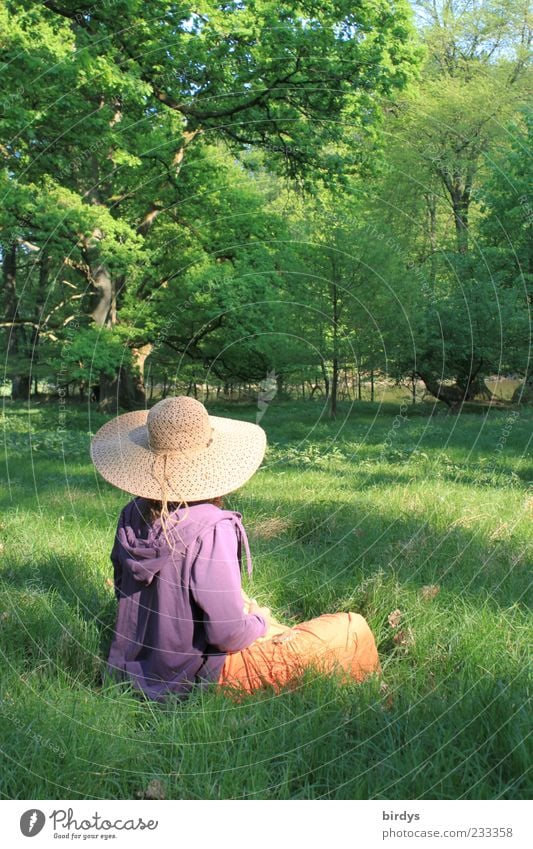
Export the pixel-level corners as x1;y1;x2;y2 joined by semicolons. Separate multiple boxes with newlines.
0;487;529;704
243;493;530;603
0;552;116;688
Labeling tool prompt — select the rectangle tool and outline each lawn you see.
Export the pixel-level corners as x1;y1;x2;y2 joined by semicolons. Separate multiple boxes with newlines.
0;396;531;799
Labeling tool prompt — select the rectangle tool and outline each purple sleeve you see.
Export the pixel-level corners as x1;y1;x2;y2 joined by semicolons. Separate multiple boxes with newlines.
191;519;267;652
110;523;122;602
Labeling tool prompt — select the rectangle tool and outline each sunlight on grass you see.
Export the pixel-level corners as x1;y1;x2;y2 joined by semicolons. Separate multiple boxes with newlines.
0;399;531;799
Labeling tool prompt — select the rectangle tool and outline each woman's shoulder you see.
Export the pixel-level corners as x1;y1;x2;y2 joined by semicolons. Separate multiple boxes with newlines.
189;504;244;538
117;499;244;547
188;503;234;529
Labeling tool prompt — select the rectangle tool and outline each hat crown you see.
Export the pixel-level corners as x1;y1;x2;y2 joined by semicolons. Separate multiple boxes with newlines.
147;396;212;454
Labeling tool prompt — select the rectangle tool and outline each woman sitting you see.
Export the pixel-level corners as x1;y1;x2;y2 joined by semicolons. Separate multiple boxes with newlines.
91;395;381;701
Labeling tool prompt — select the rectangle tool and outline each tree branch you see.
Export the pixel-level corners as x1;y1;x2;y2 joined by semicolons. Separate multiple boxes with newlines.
41;2;86;22
117;32;305;123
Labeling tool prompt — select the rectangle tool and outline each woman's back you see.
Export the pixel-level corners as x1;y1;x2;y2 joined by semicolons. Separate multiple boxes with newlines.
106;498;267;701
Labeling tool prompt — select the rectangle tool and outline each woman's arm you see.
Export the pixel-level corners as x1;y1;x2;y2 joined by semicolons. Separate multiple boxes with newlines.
191;520;268;652
241;591;289;641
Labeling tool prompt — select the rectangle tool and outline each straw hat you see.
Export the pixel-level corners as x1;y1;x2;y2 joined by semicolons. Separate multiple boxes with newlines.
90;395;267;502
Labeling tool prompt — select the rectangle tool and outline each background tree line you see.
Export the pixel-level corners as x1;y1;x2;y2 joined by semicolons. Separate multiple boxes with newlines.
1;0;531;415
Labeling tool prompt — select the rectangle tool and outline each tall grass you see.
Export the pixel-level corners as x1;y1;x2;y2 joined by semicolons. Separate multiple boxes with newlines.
0;397;531;799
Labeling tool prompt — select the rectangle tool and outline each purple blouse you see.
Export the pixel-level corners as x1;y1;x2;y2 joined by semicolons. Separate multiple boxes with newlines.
105;499;267;700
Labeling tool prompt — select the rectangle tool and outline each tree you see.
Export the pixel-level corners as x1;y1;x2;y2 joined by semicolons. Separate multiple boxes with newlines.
394;0;531;255
478;108;533;401
1;0;422;409
351;0;532;407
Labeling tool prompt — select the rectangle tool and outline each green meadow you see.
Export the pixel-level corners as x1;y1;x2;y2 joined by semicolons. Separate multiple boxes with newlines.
0;399;531;800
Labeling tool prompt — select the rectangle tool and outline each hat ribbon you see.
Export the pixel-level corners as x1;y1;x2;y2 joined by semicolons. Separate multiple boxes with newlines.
148;428;214;457
229;513;253;577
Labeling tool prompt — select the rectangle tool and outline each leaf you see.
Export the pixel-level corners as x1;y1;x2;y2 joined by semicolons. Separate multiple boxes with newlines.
387;608;402;628
393;627;414;648
420;584;440;601
136;779;165;800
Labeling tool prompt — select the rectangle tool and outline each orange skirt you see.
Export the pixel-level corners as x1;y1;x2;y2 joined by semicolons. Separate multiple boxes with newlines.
217;611;381;695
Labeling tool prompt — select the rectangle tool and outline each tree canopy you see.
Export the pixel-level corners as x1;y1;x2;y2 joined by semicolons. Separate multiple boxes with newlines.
1;0;530;413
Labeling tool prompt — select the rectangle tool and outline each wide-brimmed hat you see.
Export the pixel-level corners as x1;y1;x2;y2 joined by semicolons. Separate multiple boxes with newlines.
90;395;267;502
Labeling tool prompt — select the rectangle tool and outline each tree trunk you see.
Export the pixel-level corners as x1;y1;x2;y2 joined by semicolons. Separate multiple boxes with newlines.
84;155;123;413
454;195;469;254
465;375;492;401
91;261;116;326
330;281;339;417
29;252;49;399
424;192;438;283
331;357;339;416
320;362;330;399
370;369;375;402
86;227;121;413
3;242;30;400
98;373;118;412
447;175;472;255
308;378;322;398
83;220;117;329
97;366;141;412
130;343;153;408
11;374;31;400
343;368;351;401
415;370;487;412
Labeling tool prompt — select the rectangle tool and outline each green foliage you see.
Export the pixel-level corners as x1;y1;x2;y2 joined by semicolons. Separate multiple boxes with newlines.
478;108;533;295
0;0;530;407
50;325;134;383
1;0;424;402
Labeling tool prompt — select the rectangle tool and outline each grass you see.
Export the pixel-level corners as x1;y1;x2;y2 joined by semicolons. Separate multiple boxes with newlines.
0;395;531;800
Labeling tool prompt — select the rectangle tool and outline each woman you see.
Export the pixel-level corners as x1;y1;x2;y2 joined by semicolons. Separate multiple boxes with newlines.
91;395;381;701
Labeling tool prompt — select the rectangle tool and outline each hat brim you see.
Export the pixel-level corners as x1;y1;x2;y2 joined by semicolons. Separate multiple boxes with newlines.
90;410;267;501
